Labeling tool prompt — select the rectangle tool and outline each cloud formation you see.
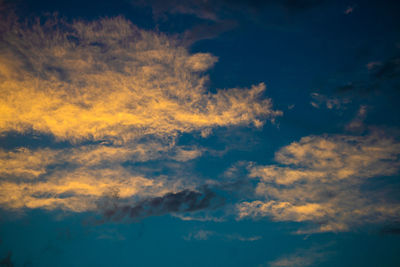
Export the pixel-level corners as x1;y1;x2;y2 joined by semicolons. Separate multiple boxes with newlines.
268;245;330;267
238;132;400;232
99;186;222;222
310;92;350;110
0;15;280;143
0;141;209;212
0;14;280;216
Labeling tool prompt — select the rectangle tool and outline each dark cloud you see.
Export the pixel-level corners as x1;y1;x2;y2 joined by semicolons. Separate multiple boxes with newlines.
337;83;357;93
131;0;327;44
337;57;400;94
135;0;327;21
0;252;13;267
182;20;237;45
372;57;400;80
99;186;224;222
379;223;400;235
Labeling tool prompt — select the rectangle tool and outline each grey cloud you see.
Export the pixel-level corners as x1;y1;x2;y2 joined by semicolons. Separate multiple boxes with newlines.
183;229;261;241
379;223;400;235
0;251;13;267
372;57;400;80
133;0;327;21
99;186;224;222
337;56;400;94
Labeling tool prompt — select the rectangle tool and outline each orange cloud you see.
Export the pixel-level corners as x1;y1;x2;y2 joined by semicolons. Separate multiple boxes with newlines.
0;15;281;214
238;132;400;233
0;16;280;143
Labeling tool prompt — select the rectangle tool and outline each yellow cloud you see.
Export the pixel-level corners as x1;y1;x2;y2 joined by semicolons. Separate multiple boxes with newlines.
0;167;174;212
239;132;400;233
0;14;281;215
0;16;280;143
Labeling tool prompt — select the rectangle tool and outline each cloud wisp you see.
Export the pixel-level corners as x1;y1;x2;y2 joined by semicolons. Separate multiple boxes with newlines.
267;244;332;267
183;229;261;242
238;131;400;233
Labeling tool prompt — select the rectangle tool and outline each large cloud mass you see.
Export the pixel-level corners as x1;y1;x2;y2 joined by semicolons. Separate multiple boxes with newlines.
0;15;280;143
0;15;280;214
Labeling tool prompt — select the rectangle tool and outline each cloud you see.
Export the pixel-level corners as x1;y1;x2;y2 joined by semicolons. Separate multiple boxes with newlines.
268;245;330;267
0;251;13;267
130;0;329;44
371;57;400;80
366;61;382;71
0;15;280;144
0;14;281;217
380;224;400;235
238;131;400;233
183;229;261;241
99;186;223;222
344;5;356;15
0;167;166;212
345;105;367;132
0;143;204;212
184;230;215;241
337;56;400;93
310;93;350;110
133;0;327;22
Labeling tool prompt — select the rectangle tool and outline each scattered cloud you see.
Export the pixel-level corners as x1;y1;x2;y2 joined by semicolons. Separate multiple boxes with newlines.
268;245;331;267
371;57;400;80
366;61;382;71
337;56;400;93
345;105;368;132
310;93;350;110
183;229;261;242
238;131;400;233
344;5;356;15
184;230;215;241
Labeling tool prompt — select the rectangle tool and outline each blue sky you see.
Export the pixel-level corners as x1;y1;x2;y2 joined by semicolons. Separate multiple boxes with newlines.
0;0;400;266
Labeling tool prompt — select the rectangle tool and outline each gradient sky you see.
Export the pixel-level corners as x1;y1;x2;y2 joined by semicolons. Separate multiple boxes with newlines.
1;0;400;266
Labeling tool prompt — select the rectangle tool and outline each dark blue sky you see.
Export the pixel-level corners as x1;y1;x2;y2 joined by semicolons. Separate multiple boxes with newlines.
1;0;400;266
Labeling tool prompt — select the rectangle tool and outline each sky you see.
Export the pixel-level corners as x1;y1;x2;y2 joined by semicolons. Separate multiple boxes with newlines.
0;0;400;266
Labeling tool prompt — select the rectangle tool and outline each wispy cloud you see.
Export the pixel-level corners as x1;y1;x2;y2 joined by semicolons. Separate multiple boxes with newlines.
337;56;400;93
0;14;281;217
183;229;261;242
0;15;280;143
344;5;356;15
268;245;332;267
238;131;400;233
345;105;368;132
310;92;350;110
99;186;223;222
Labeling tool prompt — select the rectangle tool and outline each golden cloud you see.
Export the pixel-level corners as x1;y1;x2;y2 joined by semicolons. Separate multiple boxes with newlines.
0;15;281;143
0;15;280;213
238;132;400;233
